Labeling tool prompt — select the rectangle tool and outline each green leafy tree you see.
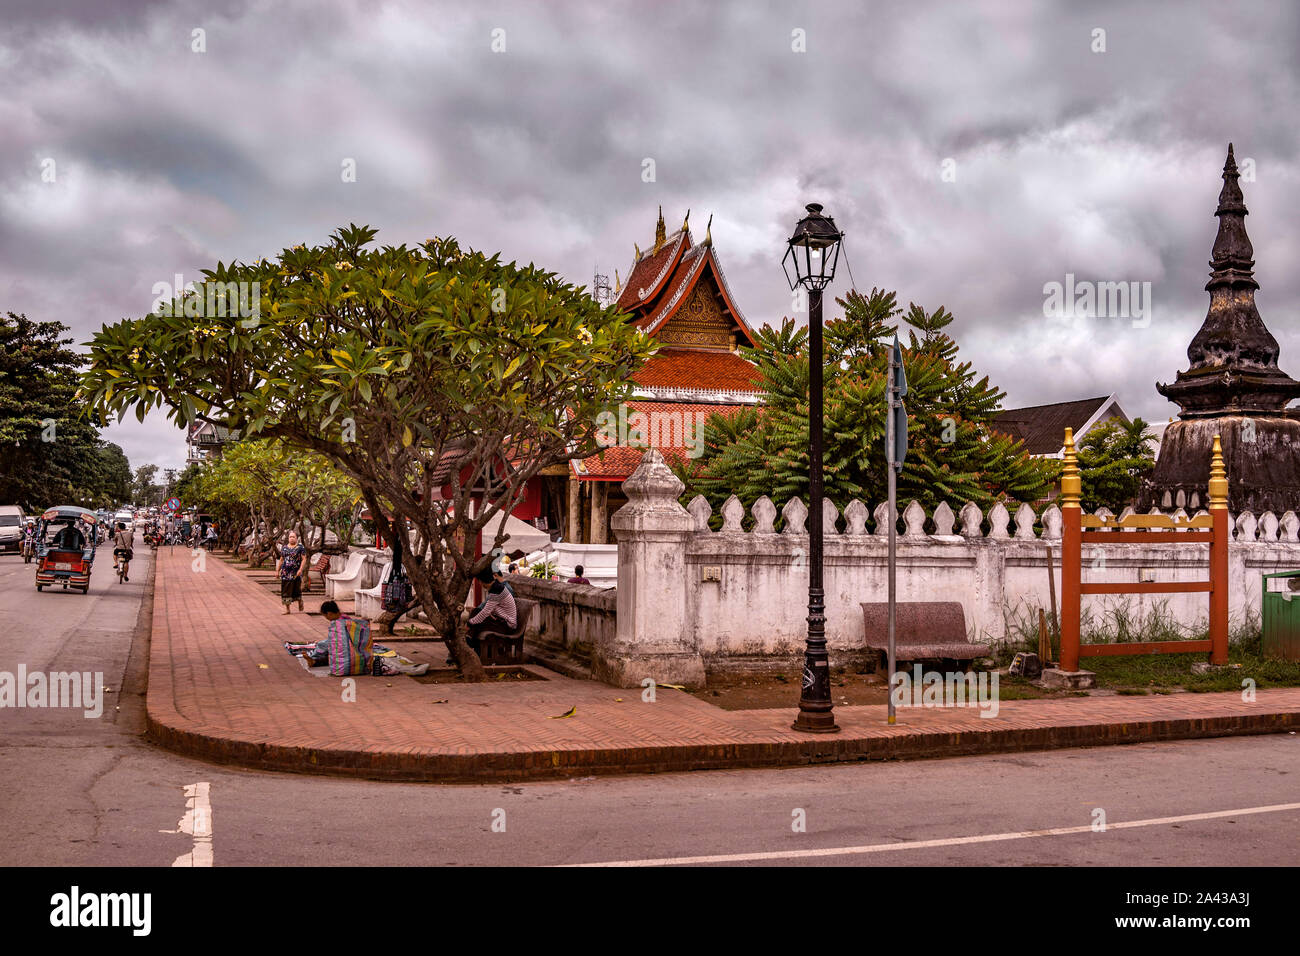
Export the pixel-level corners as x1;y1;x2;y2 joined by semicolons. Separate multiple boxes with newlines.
680;288;1057;519
1077;417;1156;512
81;224;654;679
88;443;133;508
131;464;162;505
0;312;125;510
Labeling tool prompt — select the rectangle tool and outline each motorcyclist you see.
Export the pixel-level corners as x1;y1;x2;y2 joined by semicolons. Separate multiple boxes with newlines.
21;520;38;557
112;522;134;581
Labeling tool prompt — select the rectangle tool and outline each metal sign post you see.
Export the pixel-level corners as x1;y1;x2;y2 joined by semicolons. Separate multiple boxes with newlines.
886;337;907;724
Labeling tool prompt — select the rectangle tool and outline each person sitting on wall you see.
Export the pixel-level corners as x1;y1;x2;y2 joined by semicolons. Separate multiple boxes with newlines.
457;566;518;658
567;564;590;585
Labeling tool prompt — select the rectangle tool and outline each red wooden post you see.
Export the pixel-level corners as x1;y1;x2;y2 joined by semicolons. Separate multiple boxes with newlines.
1059;428;1082;672
1208;434;1230;665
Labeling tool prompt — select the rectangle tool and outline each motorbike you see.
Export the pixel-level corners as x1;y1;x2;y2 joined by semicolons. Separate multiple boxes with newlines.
21;533;37;564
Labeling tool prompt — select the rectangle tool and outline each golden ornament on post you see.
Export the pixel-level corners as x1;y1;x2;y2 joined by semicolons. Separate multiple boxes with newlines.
1060;426;1081;508
1207;434;1228;510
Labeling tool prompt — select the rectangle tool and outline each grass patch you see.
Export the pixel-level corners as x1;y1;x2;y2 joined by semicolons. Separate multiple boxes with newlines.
998;599;1300;692
1086;632;1300;692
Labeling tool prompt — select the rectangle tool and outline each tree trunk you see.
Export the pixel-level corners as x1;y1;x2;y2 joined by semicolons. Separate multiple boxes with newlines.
411;567;486;681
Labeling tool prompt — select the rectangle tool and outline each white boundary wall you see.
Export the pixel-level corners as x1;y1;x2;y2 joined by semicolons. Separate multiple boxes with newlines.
597;450;1300;686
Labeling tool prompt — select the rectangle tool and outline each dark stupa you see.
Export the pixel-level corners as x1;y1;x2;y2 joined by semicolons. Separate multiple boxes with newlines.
1140;144;1300;513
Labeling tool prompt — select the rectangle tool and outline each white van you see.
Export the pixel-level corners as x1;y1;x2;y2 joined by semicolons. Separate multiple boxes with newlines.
0;505;24;552
113;510;134;533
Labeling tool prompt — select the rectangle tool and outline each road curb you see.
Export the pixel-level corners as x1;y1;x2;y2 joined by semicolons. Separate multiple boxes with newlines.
144;696;1300;784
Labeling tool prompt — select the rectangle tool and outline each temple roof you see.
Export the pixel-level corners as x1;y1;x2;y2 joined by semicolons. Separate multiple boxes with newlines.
992;395;1126;457
632;349;763;396
571;211;762;481
614;210;757;348
572;400;747;480
615;224;691;313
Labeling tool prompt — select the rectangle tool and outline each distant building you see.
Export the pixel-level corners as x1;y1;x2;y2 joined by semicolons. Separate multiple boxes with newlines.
186;421;234;465
991;393;1130;459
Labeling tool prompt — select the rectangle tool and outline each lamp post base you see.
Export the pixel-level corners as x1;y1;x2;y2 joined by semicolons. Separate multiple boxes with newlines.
792;707;840;734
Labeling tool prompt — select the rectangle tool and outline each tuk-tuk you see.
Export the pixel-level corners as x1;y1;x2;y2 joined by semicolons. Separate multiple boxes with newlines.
35;505;98;594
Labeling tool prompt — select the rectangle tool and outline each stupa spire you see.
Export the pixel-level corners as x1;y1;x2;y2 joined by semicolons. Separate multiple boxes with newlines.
1206;143;1258;294
1139;144;1300;515
1156;143;1300;414
653;205;666;252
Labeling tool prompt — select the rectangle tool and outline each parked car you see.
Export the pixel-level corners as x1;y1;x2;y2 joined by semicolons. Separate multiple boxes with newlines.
0;505;25;553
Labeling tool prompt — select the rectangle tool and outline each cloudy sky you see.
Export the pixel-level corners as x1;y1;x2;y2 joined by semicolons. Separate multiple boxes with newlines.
3;0;1299;474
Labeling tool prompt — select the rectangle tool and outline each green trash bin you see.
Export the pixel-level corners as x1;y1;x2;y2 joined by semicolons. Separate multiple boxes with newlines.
1261;570;1300;661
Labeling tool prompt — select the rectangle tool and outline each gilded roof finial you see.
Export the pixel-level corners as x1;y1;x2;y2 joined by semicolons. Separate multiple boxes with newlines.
614;269;621;292
634;242;641;261
682;209;690;233
653;205;666;253
1208;434;1228;510
1060;428;1081;509
703;214;713;247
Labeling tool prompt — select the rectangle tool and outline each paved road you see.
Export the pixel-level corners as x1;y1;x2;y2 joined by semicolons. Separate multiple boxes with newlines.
1;546;1297;866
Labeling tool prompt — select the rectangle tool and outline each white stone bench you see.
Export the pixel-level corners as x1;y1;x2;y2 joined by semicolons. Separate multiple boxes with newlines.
354;561;393;620
325;551;369;601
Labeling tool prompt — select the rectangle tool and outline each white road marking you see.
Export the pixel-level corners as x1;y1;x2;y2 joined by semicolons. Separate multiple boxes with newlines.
164;782;213;867
565;802;1300;867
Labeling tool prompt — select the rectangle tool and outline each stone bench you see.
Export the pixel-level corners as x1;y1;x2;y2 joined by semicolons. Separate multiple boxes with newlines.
860;601;991;670
325;551;369;601
354;561;392;620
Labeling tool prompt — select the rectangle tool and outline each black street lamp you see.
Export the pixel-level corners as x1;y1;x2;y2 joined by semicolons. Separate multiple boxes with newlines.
783;202;843;734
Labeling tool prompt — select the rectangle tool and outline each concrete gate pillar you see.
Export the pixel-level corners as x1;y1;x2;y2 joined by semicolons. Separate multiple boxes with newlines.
596;449;705;688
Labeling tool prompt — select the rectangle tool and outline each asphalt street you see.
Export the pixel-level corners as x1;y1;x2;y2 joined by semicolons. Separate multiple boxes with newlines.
1;544;1297;867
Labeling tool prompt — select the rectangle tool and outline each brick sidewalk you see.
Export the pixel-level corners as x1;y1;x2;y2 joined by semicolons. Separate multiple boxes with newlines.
145;548;1300;781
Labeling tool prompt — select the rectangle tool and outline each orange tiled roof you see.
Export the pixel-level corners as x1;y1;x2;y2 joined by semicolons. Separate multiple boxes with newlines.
615;229;690;312
632;349;763;393
574;400;747;480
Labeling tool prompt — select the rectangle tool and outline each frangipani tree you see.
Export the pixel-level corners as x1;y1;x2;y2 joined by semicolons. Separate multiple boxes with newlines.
82;224;654;678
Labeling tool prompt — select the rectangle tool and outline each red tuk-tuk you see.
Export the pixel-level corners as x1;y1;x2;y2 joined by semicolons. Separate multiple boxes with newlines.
34;505;98;594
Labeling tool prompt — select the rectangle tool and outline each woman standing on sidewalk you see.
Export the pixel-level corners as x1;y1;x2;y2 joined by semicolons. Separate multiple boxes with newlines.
276;530;306;614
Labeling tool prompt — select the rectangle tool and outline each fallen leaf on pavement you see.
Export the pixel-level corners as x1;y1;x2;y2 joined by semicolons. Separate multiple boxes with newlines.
659;683;685;690
431;698;449;704
549;706;577;719
257;664;268;669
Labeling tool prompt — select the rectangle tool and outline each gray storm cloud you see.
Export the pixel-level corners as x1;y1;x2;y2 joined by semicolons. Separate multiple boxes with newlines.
2;0;1299;468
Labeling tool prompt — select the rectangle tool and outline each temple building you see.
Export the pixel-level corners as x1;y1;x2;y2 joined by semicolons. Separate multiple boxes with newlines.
1139;144;1300;513
992;394;1130;459
559;208;763;543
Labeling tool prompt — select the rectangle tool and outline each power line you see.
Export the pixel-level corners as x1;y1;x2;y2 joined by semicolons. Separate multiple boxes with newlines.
839;237;859;292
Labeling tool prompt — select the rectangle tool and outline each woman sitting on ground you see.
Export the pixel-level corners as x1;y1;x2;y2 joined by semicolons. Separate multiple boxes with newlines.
284;600;427;675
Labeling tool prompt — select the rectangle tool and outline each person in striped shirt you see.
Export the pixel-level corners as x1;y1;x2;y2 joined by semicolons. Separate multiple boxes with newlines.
463;566;518;656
